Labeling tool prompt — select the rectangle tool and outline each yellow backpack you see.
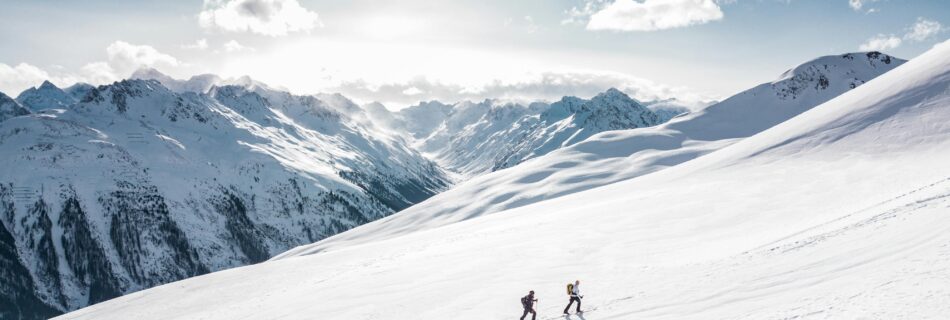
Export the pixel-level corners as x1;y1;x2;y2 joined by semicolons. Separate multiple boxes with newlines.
566;283;574;295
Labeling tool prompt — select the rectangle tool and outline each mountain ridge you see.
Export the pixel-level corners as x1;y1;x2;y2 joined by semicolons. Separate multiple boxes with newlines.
0;77;450;318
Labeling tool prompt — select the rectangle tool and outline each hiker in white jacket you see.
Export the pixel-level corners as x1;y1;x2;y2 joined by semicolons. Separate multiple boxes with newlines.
563;280;583;314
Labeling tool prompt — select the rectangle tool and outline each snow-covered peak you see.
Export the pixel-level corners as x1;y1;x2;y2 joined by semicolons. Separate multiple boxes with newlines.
0;91;31;122
771;51;904;99
131;67;223;94
600;87;628;98
776;51;898;82
542;87;658;131
589;87;650;113
130;68;272;94
38;80;57;90
15;80;75;111
405;87;664;175
79;79;173;113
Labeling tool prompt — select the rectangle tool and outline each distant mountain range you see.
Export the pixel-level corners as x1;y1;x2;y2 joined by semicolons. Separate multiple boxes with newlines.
368;88;693;176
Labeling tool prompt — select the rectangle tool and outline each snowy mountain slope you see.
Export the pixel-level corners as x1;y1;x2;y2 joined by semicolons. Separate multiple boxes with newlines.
57;40;950;320
413;99;543;175
0;79;449;319
15;81;77;111
285;51;904;254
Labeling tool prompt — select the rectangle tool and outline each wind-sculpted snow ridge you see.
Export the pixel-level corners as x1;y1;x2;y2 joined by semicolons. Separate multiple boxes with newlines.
372;88;667;176
58;41;950;320
286;51;905;255
0;78;449;319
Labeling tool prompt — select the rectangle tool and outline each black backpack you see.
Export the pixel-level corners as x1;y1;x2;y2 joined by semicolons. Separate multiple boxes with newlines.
521;295;530;308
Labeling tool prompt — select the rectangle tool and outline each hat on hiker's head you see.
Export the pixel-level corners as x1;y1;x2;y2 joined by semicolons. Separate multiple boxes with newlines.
529;290;534;294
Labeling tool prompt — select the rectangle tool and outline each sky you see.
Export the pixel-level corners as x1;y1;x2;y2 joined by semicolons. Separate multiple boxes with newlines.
1;0;948;109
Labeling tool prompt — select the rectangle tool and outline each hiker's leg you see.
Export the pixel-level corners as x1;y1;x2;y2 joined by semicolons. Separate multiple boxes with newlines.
521;309;529;320
576;297;582;312
531;309;537;320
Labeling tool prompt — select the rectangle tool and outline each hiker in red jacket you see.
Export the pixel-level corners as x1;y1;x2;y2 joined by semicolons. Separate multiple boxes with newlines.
563;280;583;314
520;290;538;320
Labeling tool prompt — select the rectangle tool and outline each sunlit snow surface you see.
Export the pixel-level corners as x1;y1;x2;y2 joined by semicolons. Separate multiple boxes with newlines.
61;42;950;319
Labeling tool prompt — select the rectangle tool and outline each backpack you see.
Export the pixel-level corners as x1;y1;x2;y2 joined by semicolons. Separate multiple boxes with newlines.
521;295;530;308
566;283;574;295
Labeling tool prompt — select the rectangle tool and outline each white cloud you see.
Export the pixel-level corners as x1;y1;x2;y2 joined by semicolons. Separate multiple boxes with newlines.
848;0;864;10
0;41;184;95
223;40;255;52
401;87;423;96
105;41;180;78
859;34;902;51
562;0;605;26
858;18;944;51
79;62;119;85
0;63;55;96
584;0;724;32
849;0;881;13
199;0;322;37
182;38;210;50
904;18;942;42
